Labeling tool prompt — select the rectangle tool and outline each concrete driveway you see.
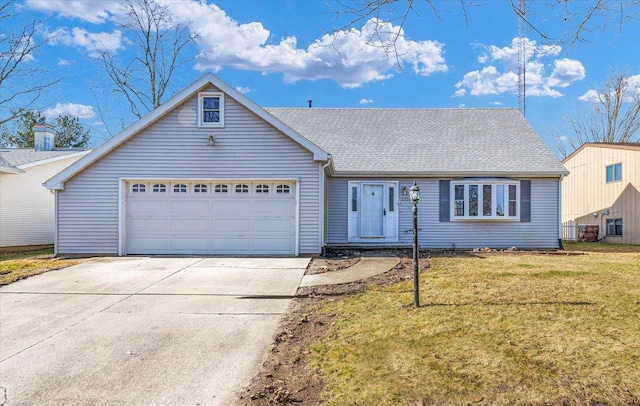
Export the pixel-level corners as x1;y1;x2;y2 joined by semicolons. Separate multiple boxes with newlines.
0;256;309;405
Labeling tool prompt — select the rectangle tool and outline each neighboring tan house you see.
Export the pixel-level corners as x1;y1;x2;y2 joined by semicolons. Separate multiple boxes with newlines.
0;125;90;249
562;142;640;245
45;73;568;256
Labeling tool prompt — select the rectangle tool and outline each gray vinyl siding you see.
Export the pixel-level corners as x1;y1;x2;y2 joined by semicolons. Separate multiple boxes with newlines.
327;177;561;249
56;85;322;255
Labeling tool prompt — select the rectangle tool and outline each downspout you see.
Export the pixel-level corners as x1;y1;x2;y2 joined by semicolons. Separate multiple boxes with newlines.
319;159;332;255
53;190;59;257
558;174;564;250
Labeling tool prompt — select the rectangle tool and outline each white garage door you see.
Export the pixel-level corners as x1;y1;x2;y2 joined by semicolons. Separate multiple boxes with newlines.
125;180;296;255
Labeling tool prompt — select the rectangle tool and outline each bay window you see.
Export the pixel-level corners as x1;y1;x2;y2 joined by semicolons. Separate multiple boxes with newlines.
451;180;520;220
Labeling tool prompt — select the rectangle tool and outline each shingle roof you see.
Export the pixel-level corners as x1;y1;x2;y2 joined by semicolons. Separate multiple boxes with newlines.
266;108;568;176
0;149;89;173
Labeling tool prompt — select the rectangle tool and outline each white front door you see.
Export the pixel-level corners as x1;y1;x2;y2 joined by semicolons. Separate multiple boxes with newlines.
360;183;385;237
348;181;398;242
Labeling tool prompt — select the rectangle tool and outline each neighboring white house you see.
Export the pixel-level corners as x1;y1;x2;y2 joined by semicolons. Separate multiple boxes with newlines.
45;73;568;257
0;125;89;249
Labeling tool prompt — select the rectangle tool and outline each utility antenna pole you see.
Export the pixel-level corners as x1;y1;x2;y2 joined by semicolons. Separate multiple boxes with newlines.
517;0;527;117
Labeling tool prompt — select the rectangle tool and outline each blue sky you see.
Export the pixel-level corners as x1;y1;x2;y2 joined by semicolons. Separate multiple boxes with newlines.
4;0;640;155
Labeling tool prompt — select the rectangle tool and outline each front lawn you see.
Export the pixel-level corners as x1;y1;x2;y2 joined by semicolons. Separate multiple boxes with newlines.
309;245;640;405
0;249;78;285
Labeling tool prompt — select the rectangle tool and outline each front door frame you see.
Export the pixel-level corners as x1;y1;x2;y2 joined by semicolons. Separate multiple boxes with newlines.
347;180;399;242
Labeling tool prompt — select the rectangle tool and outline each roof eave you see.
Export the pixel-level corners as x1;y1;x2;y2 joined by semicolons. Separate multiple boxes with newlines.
0;165;24;174
331;170;569;178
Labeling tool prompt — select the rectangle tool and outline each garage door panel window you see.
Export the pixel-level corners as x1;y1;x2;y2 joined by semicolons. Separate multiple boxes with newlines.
132;183;146;193
152;183;167;193
173;184;188;194
256;184;269;194
276;184;290;194
214;184;229;193
194;184;208;194
235;184;249;194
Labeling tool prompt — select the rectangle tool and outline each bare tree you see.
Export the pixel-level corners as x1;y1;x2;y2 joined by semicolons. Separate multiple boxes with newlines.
554;71;640;157
0;0;61;126
96;0;196;122
330;1;640;49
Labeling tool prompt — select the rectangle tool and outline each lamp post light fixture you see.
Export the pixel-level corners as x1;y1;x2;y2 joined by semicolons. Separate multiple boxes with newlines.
410;181;420;308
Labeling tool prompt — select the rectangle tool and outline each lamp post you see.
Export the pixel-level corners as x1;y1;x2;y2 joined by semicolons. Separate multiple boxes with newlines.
410;181;420;308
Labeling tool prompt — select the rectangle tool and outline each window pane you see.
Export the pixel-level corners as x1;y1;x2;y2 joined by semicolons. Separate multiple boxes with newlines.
204;111;219;123
483;185;492;216
509;185;517;216
615;219;623;235
469;185;478;216
351;186;358;211
454;185;464;216
203;97;219;109
496;185;504;216
388;187;394;212
606;165;614;182
614;163;622;181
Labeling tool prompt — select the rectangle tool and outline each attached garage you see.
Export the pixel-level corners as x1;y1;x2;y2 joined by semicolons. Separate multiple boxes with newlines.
124;180;297;255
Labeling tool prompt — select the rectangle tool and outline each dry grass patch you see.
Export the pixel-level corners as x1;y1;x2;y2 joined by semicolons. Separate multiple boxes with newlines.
309;250;640;405
0;249;78;285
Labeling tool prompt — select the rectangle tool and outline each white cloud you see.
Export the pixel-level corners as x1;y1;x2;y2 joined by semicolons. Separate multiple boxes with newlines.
235;86;251;94
25;0;120;24
57;58;72;66
32;0;447;88
49;27;123;56
548;58;586;88
491;101;503;106
169;2;446;88
44;103;95;119
359;98;374;104
455;37;585;98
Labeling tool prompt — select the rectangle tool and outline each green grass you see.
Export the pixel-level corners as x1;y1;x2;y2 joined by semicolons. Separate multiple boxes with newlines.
0;249;77;285
307;248;640;405
563;240;640;253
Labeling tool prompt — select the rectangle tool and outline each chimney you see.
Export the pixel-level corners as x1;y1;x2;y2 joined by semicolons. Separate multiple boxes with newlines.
33;124;55;151
307;99;312;108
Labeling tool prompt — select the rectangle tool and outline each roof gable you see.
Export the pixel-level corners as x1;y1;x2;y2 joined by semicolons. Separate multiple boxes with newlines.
45;73;329;190
267;108;568;176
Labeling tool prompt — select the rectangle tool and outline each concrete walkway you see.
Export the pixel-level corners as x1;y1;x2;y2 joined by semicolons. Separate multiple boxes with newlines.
300;255;401;287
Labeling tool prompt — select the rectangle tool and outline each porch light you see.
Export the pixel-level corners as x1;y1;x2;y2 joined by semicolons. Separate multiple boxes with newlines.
410;181;420;307
208;134;215;146
410;183;420;203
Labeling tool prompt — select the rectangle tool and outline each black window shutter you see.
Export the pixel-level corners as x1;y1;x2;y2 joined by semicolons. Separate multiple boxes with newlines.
439;180;450;222
520;180;531;222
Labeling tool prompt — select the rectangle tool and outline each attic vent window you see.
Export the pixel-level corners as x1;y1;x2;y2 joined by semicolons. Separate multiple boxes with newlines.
199;92;224;127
